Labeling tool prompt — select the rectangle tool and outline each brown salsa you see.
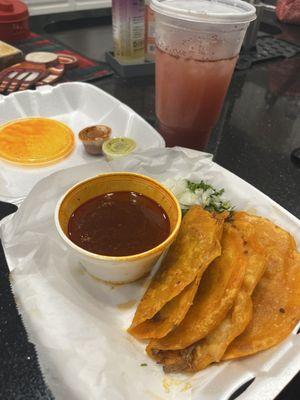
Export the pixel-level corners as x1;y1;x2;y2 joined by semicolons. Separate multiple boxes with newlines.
68;191;170;256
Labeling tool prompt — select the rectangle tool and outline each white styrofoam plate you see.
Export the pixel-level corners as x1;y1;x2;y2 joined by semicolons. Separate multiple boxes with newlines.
0;82;165;205
1;147;299;400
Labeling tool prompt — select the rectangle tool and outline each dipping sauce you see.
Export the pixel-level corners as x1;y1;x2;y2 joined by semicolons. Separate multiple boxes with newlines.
78;125;111;156
68;191;170;256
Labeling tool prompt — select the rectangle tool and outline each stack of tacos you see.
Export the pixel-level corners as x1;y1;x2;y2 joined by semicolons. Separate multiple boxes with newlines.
128;206;300;373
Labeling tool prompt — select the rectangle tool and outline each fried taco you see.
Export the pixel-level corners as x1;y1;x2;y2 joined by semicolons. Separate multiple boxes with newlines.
224;218;300;360
150;212;268;372
128;206;227;339
148;223;246;352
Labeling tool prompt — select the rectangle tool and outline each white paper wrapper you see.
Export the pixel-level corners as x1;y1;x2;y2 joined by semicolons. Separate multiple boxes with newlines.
1;147;300;400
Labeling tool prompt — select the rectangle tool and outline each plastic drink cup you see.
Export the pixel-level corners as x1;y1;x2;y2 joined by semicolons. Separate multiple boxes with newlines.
151;0;256;149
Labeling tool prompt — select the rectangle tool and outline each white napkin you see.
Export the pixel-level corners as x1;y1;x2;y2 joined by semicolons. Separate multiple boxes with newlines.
1;147;300;400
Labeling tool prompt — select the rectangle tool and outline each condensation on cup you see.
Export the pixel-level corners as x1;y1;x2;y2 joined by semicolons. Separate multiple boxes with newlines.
151;0;256;150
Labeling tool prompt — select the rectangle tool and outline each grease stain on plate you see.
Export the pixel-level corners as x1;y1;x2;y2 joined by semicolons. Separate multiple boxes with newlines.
162;376;192;394
117;299;137;310
144;390;165;400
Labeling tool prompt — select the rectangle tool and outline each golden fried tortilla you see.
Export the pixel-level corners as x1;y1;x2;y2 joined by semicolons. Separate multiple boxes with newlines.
151;212;268;372
128;206;226;339
131;273;202;339
147;223;246;352
147;290;252;371
223;222;300;360
184;288;253;372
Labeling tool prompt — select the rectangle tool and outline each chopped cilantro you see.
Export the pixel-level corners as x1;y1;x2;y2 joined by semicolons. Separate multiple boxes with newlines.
187;180;213;193
186;180;232;213
140;363;148;367
165;178;233;215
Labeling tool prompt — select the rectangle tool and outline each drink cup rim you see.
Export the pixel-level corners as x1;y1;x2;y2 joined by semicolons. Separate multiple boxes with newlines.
151;0;256;24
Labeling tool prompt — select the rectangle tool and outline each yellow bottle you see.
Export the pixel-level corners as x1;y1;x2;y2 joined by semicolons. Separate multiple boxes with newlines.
112;0;145;64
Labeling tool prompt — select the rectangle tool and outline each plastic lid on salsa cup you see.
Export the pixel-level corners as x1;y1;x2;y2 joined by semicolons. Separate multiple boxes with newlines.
150;0;256;24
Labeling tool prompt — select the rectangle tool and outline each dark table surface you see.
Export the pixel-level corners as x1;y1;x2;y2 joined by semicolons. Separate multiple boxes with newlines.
0;9;300;400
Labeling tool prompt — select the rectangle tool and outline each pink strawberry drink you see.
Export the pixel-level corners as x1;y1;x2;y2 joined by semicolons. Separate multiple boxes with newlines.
151;0;256;149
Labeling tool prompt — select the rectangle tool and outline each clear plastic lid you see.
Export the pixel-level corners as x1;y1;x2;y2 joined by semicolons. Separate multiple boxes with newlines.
151;0;256;24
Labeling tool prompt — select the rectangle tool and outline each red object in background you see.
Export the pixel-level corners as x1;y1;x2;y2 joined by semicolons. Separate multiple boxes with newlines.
276;0;300;25
0;0;30;42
